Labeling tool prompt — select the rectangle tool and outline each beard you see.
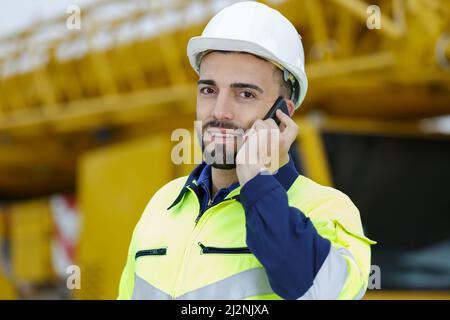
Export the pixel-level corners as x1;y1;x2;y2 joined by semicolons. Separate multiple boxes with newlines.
200;120;246;170
202;139;238;170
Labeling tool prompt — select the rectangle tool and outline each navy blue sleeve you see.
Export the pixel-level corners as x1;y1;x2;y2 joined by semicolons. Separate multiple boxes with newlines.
240;171;331;300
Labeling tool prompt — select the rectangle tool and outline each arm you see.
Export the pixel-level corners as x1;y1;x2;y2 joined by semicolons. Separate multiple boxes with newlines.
240;172;372;300
237;109;373;299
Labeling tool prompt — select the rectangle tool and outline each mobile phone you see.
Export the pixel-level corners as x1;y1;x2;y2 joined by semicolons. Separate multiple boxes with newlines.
263;96;290;126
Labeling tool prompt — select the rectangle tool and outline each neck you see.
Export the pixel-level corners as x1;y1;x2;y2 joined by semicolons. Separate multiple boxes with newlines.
211;167;239;196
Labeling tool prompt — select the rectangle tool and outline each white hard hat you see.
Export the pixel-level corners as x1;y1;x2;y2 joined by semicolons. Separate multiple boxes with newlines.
187;1;308;109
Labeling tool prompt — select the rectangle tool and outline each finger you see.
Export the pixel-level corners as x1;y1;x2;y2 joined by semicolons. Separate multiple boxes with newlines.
263;118;279;131
244;120;259;139
276;109;298;141
243;127;256;142
253;119;268;131
263;118;281;152
257;119;278;147
276;109;295;131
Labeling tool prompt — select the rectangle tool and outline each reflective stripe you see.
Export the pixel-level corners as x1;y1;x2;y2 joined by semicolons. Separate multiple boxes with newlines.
178;268;274;300
132;268;274;300
354;283;367;300
297;246;349;300
132;274;171;300
340;247;368;300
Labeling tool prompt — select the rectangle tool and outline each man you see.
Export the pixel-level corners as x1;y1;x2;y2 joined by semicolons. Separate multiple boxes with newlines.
118;1;375;300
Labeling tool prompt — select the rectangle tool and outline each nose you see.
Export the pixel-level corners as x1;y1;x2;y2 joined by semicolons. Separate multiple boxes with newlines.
212;93;234;121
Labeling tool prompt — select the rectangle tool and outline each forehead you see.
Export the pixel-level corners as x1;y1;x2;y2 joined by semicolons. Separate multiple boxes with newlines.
199;51;277;84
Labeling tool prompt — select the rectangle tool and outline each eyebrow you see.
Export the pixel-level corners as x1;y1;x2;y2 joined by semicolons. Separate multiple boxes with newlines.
197;79;264;94
197;79;216;86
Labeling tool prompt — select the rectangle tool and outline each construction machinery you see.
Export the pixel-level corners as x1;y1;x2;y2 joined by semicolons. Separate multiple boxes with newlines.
0;0;449;299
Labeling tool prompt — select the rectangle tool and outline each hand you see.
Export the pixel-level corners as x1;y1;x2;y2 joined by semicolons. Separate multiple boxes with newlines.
236;109;299;186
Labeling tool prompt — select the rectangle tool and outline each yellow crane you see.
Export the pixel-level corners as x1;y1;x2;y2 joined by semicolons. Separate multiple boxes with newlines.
0;0;449;299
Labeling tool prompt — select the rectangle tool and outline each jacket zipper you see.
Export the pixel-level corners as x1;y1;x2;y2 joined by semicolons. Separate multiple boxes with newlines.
172;186;240;298
135;248;167;259
195;181;213;224
194;189;239;224
198;242;251;254
171;185;204;299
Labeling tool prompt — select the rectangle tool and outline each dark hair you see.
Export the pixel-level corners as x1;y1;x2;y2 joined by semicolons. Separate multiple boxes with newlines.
273;67;293;100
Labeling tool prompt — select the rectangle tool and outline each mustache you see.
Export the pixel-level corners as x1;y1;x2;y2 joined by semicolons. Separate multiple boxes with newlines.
202;120;245;132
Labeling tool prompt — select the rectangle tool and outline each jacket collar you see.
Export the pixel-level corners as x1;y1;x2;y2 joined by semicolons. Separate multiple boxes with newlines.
167;162;206;210
167;158;299;210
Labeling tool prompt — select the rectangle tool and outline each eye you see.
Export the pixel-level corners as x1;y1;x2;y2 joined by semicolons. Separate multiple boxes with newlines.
239;91;256;99
199;87;216;95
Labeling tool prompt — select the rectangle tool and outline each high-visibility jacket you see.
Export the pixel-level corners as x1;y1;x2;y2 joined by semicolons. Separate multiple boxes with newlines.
118;162;375;300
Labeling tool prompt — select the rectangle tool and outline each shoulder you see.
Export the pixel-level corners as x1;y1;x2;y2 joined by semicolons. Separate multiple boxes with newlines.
138;175;189;217
155;176;189;197
291;174;355;207
289;175;364;234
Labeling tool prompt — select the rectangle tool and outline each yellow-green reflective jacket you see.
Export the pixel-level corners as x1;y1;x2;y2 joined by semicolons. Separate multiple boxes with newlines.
118;165;375;300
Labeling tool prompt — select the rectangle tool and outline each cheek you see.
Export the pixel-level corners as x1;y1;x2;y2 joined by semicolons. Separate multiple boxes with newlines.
238;108;268;129
196;100;210;121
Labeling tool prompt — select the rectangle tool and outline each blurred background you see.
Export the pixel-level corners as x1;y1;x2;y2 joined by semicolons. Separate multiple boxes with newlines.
0;0;449;300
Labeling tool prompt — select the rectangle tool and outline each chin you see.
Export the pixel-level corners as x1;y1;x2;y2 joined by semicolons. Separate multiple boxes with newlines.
211;162;236;170
202;143;238;169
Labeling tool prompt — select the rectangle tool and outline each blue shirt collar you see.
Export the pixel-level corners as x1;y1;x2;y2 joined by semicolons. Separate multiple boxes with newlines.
197;164;240;196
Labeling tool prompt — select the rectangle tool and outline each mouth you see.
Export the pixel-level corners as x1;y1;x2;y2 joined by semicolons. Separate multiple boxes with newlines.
205;128;242;142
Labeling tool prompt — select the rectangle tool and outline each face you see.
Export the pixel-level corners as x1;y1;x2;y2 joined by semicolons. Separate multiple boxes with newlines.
196;51;285;169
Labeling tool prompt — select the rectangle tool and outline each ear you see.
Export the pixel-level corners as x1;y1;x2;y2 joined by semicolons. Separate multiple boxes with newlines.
285;99;295;117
